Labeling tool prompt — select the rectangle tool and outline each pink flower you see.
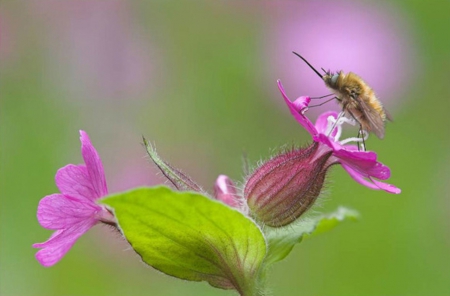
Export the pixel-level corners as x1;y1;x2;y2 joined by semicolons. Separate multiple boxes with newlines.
278;80;401;194
33;130;116;267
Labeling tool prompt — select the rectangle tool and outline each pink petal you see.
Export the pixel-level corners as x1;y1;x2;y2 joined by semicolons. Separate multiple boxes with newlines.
341;164;381;190
36;193;100;230
316;134;390;180
79;130;108;198
33;218;98;267
341;144;359;151
315;111;340;136
315;133;355;152
342;164;400;194
56;164;98;201
214;175;240;208
333;149;390;180
292;96;311;111
314;133;340;150
370;177;401;194
277;80;317;137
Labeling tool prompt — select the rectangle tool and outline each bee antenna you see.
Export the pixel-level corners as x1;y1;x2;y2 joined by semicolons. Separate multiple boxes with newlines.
321;68;327;73
292;52;323;79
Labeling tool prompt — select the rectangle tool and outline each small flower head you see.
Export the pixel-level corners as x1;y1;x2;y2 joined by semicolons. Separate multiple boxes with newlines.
33;130;116;267
241;81;400;227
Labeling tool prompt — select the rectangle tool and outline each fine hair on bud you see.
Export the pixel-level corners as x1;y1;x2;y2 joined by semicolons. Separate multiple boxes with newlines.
244;142;333;227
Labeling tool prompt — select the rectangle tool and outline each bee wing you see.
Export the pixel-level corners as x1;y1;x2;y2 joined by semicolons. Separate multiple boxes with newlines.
384;107;393;121
357;97;386;139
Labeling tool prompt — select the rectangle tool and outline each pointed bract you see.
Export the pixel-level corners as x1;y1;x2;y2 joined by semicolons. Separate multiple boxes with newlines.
143;137;204;193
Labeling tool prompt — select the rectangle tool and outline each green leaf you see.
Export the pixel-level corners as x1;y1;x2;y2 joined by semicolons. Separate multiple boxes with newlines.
101;186;267;294
264;207;359;266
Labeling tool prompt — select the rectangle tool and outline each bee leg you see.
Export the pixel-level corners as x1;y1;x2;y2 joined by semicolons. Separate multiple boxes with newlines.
309;97;338;108
356;129;361;151
310;93;334;100
345;112;365;151
358;125;366;151
326;111;345;137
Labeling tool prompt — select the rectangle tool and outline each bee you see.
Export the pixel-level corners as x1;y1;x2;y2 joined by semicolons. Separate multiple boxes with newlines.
293;52;392;140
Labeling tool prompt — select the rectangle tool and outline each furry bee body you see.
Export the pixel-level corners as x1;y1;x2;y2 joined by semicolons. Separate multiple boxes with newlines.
323;71;389;139
292;52;391;140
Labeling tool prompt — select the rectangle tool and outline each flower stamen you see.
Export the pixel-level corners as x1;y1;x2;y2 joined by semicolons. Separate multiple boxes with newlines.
325;112;355;139
339;130;369;146
325;113;369;146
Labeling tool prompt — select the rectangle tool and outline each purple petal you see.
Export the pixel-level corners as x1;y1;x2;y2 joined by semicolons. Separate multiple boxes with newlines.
56;164;98;201
370;177;401;194
315;111;340;136
292;96;310;111
277;80;317;137
342;144;360;151
36;193;100;230
341;164;382;190
333;149;391;180
214;175;240;208
79;130;108;198
316;134;390;179
316;133;360;153
342;164;400;194
314;133;340;150
33;218;98;267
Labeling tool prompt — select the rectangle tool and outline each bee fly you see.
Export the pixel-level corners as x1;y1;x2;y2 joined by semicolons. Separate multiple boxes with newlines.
292;52;392;143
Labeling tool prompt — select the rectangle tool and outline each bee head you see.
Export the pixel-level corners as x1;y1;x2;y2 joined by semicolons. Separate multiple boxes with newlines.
323;71;340;89
291;52;341;89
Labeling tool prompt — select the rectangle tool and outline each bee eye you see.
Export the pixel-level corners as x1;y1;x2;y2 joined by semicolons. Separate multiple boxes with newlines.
331;74;339;85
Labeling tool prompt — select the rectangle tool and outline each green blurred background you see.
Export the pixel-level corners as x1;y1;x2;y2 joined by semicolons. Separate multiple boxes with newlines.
1;1;449;295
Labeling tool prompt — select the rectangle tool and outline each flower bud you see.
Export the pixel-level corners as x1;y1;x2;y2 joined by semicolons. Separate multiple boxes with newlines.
244;142;332;227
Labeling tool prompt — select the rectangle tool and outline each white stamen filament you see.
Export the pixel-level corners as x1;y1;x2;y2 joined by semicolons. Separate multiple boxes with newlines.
325;113;369;145
325;113;342;136
339;132;368;145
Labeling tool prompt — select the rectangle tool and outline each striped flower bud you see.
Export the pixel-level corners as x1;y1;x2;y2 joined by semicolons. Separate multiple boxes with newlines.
244;142;332;227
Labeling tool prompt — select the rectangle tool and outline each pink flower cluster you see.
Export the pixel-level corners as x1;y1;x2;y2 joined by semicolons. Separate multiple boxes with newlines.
34;79;400;266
